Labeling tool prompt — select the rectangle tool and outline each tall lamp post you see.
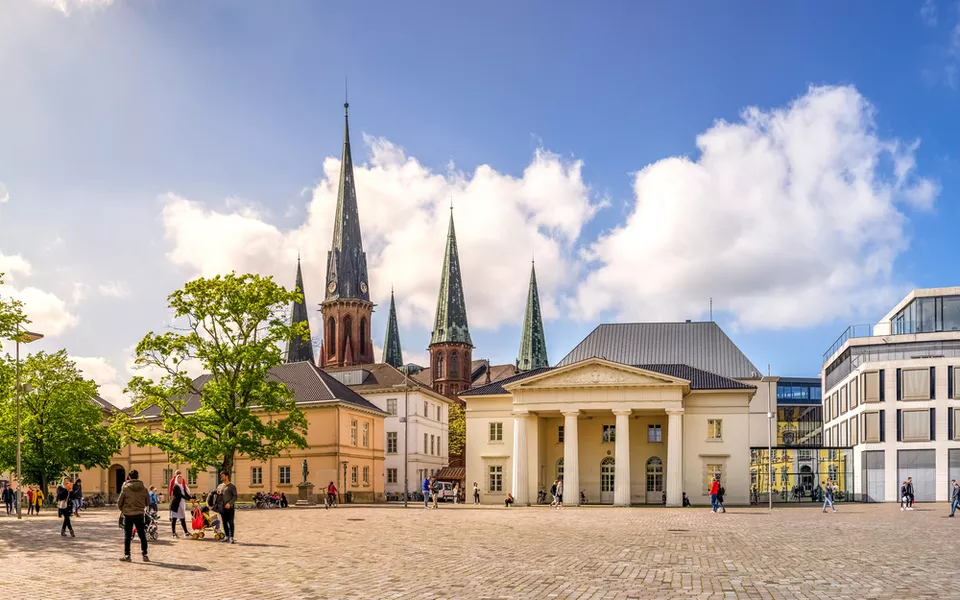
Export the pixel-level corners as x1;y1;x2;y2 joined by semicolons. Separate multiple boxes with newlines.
341;461;348;504
14;326;43;519
393;371;412;508
761;374;779;511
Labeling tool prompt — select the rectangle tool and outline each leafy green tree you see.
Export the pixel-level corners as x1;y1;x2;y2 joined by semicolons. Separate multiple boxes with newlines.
0;350;119;492
448;402;466;458
117;273;309;476
0;273;28;350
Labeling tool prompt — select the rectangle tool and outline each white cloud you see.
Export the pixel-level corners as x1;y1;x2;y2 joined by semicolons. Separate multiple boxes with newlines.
0;183;9;205
921;0;938;27
71;282;89;304
33;0;115;16
0;253;78;335
573;85;937;330
71;355;126;406
98;280;129;298
0;253;32;279
160;138;599;342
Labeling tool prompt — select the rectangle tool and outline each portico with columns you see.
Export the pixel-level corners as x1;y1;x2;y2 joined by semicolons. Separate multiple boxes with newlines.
463;356;757;507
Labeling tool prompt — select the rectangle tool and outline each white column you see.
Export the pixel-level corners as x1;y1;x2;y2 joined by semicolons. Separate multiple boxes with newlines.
614;410;632;506
511;411;530;506
666;410;683;507
562;411;580;505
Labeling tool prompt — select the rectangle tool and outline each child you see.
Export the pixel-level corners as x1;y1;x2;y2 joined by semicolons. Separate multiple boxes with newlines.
148;486;159;512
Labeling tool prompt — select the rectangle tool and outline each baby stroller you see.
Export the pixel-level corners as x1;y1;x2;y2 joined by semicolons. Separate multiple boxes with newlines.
118;507;160;542
190;501;224;540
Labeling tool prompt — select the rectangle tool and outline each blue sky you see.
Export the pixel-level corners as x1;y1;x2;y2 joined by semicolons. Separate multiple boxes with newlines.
1;0;957;403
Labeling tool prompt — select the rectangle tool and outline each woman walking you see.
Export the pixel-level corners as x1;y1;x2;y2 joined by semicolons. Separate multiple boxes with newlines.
472;482;480;504
168;472;190;538
56;478;75;537
821;479;837;513
33;487;44;514
556;478;564;509
71;478;83;517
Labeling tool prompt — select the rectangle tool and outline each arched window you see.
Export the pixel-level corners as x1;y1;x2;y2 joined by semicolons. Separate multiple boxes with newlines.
556;458;564;480
601;457;615;492
450;352;459;382
342;315;353;357
326;317;336;356
436;354;445;379
359;318;367;355
646;457;663;492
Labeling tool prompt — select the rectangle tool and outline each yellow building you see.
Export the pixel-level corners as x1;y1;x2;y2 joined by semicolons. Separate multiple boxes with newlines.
81;362;387;503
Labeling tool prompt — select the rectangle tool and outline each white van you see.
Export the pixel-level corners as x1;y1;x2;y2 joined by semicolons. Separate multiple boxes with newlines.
433;481;455;501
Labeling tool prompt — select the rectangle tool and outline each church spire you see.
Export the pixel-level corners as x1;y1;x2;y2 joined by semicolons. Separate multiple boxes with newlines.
286;256;315;364
382;288;404;368
430;209;472;346
324;101;370;302
517;261;548;371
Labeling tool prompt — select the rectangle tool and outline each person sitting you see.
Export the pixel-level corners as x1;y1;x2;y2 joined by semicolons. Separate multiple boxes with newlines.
280;493;288;508
682;492;691;507
504;493;514;507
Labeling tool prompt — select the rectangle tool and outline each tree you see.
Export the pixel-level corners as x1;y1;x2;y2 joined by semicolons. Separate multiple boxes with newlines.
0;350;119;492
0;272;28;350
116;273;310;476
448;402;466;458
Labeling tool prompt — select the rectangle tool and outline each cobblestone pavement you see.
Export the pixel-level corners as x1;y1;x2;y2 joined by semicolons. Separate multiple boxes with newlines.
2;503;960;599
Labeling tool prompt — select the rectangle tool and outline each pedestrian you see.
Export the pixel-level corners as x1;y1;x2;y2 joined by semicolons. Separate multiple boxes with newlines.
556;478;564;509
2;485;13;515
148;486;159;512
821;479;837;513
326;481;338;508
949;479;960;518
472;481;480;504
71;478;83;517
900;481;909;511
504;492;514;507
709;476;721;513
453;482;460;505
168;472;190;538
33;487;44;514
430;477;440;509
26;487;34;516
550;479;558;507
422;475;431;509
117;470;150;563
280;492;288;508
216;471;238;544
716;482;727;513
906;477;915;510
56;478;75;537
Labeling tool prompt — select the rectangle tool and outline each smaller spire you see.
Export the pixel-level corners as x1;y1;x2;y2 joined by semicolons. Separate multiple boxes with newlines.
382;289;404;368
286;259;315;364
517;261;549;371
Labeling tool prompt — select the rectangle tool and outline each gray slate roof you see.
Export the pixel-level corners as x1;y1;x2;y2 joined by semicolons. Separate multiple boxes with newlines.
557;322;761;380
460;363;753;397
135;361;384;418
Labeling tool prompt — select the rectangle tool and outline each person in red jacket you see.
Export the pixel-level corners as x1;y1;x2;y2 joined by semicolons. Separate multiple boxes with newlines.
326;482;338;509
709;477;721;513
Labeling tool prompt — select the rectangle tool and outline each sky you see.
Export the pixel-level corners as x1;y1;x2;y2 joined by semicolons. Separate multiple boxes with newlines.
1;0;958;406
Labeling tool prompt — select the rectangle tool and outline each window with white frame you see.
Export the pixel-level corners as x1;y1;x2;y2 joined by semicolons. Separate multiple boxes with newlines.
707;419;723;440
558;425;564;443
386;398;397;415
648;424;662;443
163;469;173;487
437;406;441;421
351;466;358;485
645;457;663;492
188;469;198;487
362;466;369;485
279;466;291;485
430;435;435;455
902;409;931;442
703;463;724;494
556;458;564;479
489;422;503;442
362;422;369;448
424;401;428;416
351;419;358;446
251;466;263;486
387;468;397;484
602;425;616;443
387;432;398;454
488;465;503;492
424;433;428;454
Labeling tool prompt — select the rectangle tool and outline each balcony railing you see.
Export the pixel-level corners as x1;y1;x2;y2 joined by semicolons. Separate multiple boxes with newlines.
822;324;876;364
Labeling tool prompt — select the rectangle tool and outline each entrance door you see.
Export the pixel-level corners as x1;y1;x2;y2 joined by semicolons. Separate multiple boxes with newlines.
600;457;615;504
645;457;663;504
862;450;884;502
898;449;936;502
114;467;126;495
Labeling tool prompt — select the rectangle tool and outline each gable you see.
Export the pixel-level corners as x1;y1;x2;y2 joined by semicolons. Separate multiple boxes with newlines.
506;359;688;391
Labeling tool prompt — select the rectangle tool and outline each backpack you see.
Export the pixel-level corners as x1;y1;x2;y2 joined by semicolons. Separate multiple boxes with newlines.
206;490;221;512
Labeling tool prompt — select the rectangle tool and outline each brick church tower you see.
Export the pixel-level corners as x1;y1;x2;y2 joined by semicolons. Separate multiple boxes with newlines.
428;210;473;398
319;102;375;368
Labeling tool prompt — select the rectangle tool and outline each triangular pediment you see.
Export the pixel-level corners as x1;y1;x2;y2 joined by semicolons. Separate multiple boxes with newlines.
505;358;689;390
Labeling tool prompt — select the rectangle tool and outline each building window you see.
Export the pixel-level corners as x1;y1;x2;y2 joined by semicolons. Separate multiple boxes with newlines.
646;457;663;492
600;457;615;492
362;466;369;485
602;425;616;443
163;469;173;487
648;424;662;443
864;371;881;402
430;435;435;455
902;368;931;401
387;432;398;454
362;422;369;448
387;468;397;484
556;458;564;479
707;419;723;441
558;425;564;443
424;401;429;417
359;317;367;355
351;466;358;486
437;406;441;421
840;386;848;414
327;316;336;356
489;422;503;442
251;467;263;486
351;419;358;446
489;465;503;492
850;378;859;409
386;398;397;415
279;466;291;485
864;412;881;442
436;354;444;379
424;433;428;454
902;409;931;442
704;463;724;494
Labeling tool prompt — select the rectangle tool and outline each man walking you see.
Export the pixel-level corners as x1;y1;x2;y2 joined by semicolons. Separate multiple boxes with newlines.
430;477;440;509
422;475;431;509
949;479;959;517
217;471;238;544
2;485;13;515
709;476;721;513
117;470;150;563
905;477;915;510
821;479;837;513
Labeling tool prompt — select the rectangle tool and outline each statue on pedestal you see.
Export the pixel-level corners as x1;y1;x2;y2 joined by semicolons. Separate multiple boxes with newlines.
301;459;309;484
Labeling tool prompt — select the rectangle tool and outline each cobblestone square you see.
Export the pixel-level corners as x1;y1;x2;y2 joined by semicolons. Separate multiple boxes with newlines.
2;503;959;599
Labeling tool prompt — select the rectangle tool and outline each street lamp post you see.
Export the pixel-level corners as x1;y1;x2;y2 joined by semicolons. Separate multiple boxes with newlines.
341;461;348;504
761;374;779;511
14;326;43;520
393;371;412;508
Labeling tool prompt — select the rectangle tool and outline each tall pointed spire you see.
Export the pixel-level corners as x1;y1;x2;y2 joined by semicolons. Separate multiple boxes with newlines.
430;209;472;345
324;101;370;302
286;256;315;364
517;261;548;371
382;288;404;368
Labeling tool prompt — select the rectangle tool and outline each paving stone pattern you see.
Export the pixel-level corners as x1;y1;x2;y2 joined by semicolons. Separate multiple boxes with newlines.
1;503;959;599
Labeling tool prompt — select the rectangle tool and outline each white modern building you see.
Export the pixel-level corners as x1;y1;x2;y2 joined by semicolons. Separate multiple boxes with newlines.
822;287;960;502
326;364;451;496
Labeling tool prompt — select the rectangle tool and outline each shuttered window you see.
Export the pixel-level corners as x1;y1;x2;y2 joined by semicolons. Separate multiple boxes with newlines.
865;412;882;442
902;368;930;401
864;371;881;402
902;409;930;442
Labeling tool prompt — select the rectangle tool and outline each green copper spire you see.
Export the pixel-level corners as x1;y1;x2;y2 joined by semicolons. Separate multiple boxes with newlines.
382;288;404;368
430;210;472;346
517;261;548;371
324;102;371;302
286;256;315;364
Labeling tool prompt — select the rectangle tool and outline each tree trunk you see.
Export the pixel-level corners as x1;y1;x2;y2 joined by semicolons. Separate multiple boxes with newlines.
220;454;235;480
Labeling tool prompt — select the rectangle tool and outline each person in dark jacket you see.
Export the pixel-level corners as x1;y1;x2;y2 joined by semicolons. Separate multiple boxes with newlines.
56;478;75;537
949;479;960;517
71;478;83;516
900;482;909;511
905;477;915;510
2;486;13;515
117;470;150;562
216;471;238;544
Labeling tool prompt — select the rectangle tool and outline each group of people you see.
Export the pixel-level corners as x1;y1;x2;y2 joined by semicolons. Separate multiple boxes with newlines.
549;478;565;509
2;482;71;517
899;477;916;510
253;491;288;508
420;476;444;508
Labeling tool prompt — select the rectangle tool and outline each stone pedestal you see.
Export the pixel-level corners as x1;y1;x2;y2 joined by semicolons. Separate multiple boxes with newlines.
296;482;315;506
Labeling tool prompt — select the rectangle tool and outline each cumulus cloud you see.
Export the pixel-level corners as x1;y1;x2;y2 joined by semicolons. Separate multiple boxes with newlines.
921;0;938;27
98;280;129;298
573;85;937;329
0;253;32;279
33;0;115;16
0;183;9;205
71;355;126;406
0;253;78;335
161;137;599;342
